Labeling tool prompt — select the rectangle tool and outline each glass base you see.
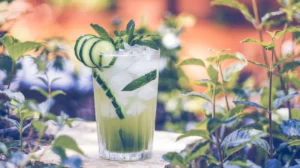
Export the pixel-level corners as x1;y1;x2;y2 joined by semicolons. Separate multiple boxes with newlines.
99;149;152;161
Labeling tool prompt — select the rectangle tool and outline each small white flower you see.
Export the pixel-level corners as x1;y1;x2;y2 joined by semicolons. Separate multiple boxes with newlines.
281;40;293;56
162;32;180;49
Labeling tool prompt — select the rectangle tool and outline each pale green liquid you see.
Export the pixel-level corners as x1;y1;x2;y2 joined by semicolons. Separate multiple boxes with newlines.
94;79;157;153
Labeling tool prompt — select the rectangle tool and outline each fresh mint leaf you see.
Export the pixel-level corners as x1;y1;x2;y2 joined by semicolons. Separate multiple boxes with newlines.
0;36;18;48
261;11;285;26
5;41;42;61
126;20;135;44
273;92;300;109
207;65;219;84
134;40;159;50
247;60;268;69
52;135;84;155
181;92;211;102
280;119;300;137
177;58;205;67
163;152;186;168
241;38;275;50
233;100;267;110
90;24;111;41
281;60;300;73
185;141;210;162
122;70;157;91
276;26;300;39
211;0;254;23
272;56;289;70
221;128;269;152
176;130;210;141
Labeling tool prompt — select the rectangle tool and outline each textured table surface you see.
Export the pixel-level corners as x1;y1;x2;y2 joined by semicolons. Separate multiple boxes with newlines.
39;121;200;168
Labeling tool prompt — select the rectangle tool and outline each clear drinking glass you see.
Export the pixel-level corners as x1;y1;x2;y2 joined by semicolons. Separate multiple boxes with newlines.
92;48;160;161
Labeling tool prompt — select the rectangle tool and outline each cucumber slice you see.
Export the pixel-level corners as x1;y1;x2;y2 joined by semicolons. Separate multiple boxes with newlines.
74;34;94;61
79;37;101;68
90;40;115;67
93;69;125;119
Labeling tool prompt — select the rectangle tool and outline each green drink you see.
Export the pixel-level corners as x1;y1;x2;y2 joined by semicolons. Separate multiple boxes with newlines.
74;20;160;161
93;49;160;161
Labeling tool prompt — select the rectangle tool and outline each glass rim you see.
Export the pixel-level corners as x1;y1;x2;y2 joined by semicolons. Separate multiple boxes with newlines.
98;49;160;57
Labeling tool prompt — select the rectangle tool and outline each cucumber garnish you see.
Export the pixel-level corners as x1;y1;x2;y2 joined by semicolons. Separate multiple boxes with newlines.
93;69;125;119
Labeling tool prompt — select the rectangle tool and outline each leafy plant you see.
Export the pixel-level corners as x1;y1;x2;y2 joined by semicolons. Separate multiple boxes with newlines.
164;1;300;167
0;35;84;168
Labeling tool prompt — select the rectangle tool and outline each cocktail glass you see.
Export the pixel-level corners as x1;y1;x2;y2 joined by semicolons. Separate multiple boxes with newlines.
92;47;160;161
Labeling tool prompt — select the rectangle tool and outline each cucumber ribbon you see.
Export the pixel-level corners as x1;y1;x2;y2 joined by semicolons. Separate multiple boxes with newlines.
93;69;125;119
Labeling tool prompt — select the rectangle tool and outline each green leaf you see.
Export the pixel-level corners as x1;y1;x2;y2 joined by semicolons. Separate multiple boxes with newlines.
163;152;187;168
7;41;42;61
32;120;48;134
272;56;290;70
211;0;254;23
177;58;205;67
265;159;282;168
247;60;268;69
122;70;157;91
193;79;213;87
233;101;267;110
223;62;247;82
126;20;135;44
241;38;275;50
261;11;285;26
7;118;20;132
207;65;219;84
185;141;210;162
221;128;270;153
52;135;84;155
292;109;300;120
281;60;300;73
30;86;48;98
134;40;159;50
177;130;210;141
0;90;25;103
0;142;7;154
90;24;110;41
288;139;300;146
280;119;300;137
0;36;18;49
273;92;300;109
218;54;239;63
198;118;224;133
276;26;300;39
224;144;247;161
181;92;211;102
51;90;66;98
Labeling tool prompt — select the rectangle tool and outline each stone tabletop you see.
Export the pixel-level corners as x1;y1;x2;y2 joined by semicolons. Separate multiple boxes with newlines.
39;121;200;168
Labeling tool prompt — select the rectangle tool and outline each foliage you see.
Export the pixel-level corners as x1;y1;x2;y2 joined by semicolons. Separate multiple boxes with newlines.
164;0;300;167
0;34;83;168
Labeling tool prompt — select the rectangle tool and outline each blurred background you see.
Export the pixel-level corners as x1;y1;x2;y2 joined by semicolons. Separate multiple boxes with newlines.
0;0;296;132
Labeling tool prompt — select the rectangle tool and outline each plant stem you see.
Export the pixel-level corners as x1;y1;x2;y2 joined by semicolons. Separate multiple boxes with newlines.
251;0;269;67
274;51;292;119
212;84;223;167
268;51;274;159
19;118;23;150
219;65;230;111
7;61;15;89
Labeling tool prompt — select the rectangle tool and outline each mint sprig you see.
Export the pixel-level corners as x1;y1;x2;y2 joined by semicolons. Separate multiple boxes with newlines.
91;20;159;51
122;70;157;91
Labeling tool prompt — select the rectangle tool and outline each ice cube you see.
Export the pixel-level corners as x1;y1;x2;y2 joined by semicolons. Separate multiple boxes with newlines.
113;56;138;70
125;100;146;116
137;82;158;101
128;59;159;77
108;71;136;97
